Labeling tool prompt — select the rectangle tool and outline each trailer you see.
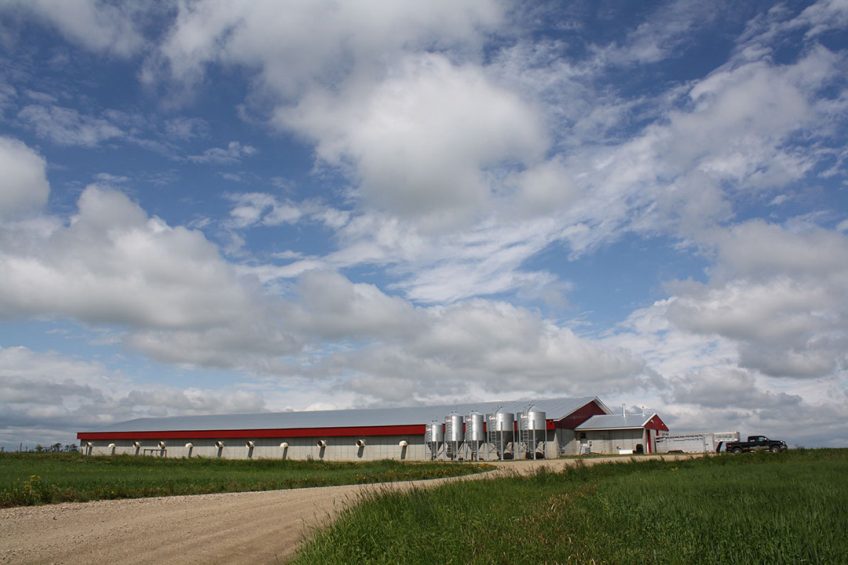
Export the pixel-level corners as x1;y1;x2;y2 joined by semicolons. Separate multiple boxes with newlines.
656;431;740;453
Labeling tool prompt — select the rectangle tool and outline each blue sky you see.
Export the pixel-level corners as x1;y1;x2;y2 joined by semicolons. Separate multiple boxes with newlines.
0;0;847;448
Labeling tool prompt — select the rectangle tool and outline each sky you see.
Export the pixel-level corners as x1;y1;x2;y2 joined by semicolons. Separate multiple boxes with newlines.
0;0;846;449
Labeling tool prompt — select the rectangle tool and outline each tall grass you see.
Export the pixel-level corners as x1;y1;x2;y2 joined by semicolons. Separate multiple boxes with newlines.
295;449;848;564
0;452;488;507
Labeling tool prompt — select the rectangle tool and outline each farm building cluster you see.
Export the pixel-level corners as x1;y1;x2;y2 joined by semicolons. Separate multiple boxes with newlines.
77;396;732;461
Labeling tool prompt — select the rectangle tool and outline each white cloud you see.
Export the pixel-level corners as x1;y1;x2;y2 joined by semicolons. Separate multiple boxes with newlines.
241;16;845;306
1;0;146;56
153;0;502;95
547;45;843;255
0;185;260;329
187;141;257;164
164;116;209;140
710;220;848;280
121;266;646;403
0;345;266;448
3;1;848;448
663;221;848;379
0;172;641;401
600;218;848;441
286;270;421;341
791;0;848;39
279;54;548;226
0;137;49;220
608;297;848;446
330;298;647;401
93;172;129;184
127;323;301;371
225;192;303;229
127;1;846;312
145;1;550;228
18;104;124;146
597;0;718;66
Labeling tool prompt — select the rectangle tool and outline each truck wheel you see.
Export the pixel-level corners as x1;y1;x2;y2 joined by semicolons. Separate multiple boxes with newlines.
732;447;742;454
770;446;780;453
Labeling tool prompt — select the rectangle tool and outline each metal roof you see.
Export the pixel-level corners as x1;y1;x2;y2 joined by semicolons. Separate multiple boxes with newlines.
575;413;656;431
84;396;607;433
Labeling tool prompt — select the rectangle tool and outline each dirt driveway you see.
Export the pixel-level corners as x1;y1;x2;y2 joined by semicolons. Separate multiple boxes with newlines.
0;454;697;564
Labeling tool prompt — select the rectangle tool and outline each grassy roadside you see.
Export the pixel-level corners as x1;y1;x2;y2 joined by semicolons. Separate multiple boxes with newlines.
0;453;490;507
295;449;848;564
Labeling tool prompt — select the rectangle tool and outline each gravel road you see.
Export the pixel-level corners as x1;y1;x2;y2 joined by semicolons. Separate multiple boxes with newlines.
0;454;696;564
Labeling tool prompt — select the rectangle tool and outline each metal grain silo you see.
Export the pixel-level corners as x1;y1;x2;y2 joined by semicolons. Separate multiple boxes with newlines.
425;420;444;460
519;409;547;460
487;410;515;460
445;413;464;460
465;412;485;460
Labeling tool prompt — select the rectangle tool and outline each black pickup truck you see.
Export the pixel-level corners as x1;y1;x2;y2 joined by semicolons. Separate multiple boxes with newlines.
725;435;787;454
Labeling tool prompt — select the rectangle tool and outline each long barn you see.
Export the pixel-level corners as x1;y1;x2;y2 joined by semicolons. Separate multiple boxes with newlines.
77;396;668;461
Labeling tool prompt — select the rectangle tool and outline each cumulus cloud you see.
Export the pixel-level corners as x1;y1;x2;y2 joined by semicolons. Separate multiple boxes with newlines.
279;54;548;226
3;1;848;448
665;221;848;379
287;270;422;341
669;366;804;410
0;345;266;448
128;266;644;401
152;0;502;95
603;216;848;441
106;1;848;311
332;298;647;402
0;185;260;329
0;173;641;402
143;1;555;227
0;137;49;220
220;5;845;304
609;296;848;446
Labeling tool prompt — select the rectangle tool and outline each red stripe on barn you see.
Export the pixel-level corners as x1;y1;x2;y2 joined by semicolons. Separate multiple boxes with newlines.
77;424;426;441
78;420;558;441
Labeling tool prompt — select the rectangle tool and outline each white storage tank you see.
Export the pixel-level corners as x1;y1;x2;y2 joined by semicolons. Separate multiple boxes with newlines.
465;412;485;442
489;411;515;432
526;410;546;431
487;411;515;460
519;410;547;460
425;420;443;460
445;413;464;443
425;420;444;443
465;411;485;460
445;413;464;460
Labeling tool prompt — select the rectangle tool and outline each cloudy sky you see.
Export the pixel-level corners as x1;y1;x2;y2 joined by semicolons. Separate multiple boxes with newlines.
0;0;846;449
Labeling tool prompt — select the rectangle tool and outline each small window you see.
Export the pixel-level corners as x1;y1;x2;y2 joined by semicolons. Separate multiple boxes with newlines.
579;432;587;440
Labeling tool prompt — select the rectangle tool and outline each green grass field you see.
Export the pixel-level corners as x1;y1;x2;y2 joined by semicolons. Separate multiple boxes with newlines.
0;453;489;507
295;449;848;564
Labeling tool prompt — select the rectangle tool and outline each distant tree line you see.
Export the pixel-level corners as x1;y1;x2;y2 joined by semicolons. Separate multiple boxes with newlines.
4;443;78;453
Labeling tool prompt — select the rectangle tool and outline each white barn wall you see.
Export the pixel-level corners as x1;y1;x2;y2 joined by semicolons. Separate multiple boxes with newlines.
83;430;561;461
87;436;427;461
556;428;578;455
582;429;645;454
